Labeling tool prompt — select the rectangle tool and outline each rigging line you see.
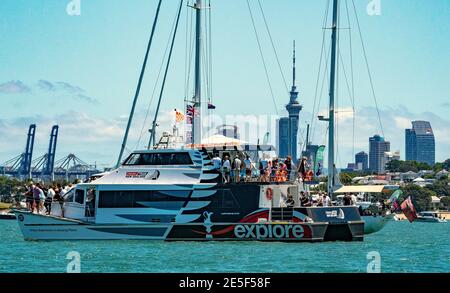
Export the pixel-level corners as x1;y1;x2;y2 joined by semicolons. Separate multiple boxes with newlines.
351;0;385;137
246;0;279;115
257;0;289;93
311;42;331;143
116;0;162;167
149;0;184;147
186;4;195;101
345;0;356;158
184;1;190;98
335;0;341;168
203;2;212;103
135;1;181;150
208;0;213;102
310;0;330;139
338;51;355;109
202;6;211;104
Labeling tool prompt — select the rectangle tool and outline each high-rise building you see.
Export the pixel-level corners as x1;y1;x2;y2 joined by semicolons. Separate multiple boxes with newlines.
405;121;435;166
277;118;289;158
355;151;368;171
277;41;302;161
369;135;390;174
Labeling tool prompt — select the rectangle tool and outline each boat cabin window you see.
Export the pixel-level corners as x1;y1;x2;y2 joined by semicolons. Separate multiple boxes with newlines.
64;189;75;202
75;189;85;204
123;152;193;166
98;190;184;208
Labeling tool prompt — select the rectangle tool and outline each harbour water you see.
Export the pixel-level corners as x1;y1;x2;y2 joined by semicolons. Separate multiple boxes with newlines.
0;220;448;273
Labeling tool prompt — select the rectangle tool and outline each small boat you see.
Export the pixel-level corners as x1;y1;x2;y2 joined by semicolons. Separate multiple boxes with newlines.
334;185;396;234
415;211;447;223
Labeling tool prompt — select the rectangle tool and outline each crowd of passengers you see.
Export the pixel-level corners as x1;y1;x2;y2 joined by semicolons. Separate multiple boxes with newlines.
211;153;314;183
295;191;360;208
21;182;77;215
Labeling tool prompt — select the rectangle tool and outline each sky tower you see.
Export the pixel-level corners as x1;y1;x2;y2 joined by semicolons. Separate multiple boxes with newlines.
284;41;303;161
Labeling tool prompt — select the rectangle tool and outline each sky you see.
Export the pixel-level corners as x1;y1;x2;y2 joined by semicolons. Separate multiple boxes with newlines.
0;0;449;169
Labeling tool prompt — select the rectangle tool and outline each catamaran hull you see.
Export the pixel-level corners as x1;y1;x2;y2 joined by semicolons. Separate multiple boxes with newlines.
14;210;363;241
362;214;393;234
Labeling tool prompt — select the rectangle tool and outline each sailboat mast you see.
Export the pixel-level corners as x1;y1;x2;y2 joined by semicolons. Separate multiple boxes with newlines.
115;0;162;167
192;0;203;145
327;0;339;197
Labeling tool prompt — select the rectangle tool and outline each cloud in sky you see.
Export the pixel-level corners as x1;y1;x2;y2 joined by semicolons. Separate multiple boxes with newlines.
0;80;31;94
0;110;175;168
0;79;99;104
308;106;450;166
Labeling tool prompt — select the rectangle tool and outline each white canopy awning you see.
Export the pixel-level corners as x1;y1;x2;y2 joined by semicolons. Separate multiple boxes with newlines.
334;185;386;194
201;134;248;146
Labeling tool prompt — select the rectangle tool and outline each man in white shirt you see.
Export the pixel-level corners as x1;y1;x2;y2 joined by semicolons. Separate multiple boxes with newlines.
45;186;55;215
351;193;358;206
233;156;242;183
222;155;231;183
212;153;222;170
322;193;332;207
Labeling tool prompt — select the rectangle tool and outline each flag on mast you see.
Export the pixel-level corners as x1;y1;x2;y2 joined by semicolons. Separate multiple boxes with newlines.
401;196;418;223
175;109;185;123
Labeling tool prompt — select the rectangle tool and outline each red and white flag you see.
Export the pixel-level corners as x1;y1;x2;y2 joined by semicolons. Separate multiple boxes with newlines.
401;196;418;223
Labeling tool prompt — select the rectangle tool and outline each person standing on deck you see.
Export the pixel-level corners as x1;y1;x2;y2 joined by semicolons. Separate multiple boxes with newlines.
322;193;332;207
212;153;222;170
232;155;242;183
45;185;55;215
32;183;43;214
244;155;253;182
285;156;293;180
222;155;231;183
351;193;358;206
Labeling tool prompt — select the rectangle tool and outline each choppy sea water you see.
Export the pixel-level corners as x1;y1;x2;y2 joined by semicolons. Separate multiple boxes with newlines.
0;220;449;273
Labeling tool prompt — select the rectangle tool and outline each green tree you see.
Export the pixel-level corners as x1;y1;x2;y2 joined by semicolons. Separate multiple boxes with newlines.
440;196;450;210
386;160;432;173
425;178;450;197
401;184;434;212
339;173;353;185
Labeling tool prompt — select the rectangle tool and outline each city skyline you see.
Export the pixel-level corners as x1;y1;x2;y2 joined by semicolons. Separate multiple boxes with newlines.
1;0;449;168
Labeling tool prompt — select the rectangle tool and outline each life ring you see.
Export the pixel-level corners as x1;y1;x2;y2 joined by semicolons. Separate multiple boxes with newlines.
266;188;273;200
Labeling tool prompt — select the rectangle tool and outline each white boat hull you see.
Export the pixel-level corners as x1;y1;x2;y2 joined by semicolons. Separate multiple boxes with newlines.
362;214;393;234
16;210;183;240
13;210;364;241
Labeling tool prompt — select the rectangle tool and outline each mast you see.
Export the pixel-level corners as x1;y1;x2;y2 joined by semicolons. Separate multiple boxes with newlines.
327;0;339;197
192;0;203;145
116;0;162;167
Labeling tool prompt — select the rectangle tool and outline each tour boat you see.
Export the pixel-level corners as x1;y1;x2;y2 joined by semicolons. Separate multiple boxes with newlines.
14;0;370;241
14;144;364;241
